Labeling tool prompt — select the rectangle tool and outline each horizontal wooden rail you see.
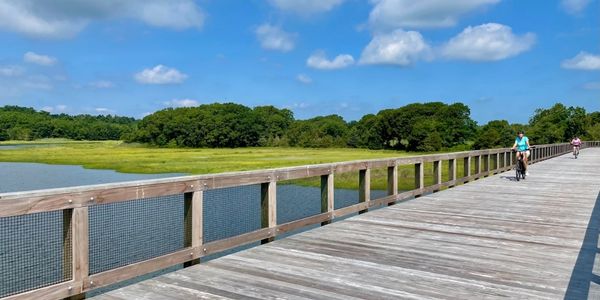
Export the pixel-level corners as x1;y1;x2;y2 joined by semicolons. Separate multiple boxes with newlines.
1;141;597;300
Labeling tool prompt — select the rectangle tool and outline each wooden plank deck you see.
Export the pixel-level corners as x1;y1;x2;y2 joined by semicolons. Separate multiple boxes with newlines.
93;148;600;300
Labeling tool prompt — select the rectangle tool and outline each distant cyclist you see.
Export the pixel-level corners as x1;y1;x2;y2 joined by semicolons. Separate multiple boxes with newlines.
511;130;531;175
571;136;582;158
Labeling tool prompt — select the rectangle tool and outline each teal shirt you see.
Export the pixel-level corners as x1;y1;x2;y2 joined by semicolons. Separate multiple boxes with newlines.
515;136;529;151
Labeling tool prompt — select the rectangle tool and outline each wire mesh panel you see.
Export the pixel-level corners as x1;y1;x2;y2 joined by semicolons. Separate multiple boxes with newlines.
334;171;360;210
369;167;388;201
89;195;185;275
203;185;261;243
277;177;321;224
0;211;69;298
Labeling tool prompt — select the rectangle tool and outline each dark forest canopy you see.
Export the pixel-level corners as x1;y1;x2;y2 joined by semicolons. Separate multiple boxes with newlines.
2;102;599;151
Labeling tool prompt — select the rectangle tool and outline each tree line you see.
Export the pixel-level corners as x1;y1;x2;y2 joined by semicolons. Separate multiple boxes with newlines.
2;102;599;151
0;106;135;141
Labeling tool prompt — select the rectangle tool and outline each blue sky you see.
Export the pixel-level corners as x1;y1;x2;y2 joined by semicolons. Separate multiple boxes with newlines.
0;0;598;124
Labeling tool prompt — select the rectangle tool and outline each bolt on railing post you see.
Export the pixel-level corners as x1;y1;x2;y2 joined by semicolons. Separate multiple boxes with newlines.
260;181;276;244
387;165;398;206
321;173;334;225
359;169;370;214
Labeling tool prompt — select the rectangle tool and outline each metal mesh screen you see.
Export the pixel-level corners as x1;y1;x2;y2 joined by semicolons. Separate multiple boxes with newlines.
334;171;360;210
89;195;185;275
277;177;321;224
203;185;261;243
0;211;69;298
369;167;388;201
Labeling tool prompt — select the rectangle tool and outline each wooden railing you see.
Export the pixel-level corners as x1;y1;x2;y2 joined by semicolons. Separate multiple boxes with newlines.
1;141;598;300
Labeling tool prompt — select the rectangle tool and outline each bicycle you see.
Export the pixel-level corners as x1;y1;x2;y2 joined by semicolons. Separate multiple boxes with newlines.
572;145;580;159
512;147;531;181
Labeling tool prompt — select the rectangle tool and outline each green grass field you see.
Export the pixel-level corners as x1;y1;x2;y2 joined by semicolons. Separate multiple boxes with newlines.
0;139;468;190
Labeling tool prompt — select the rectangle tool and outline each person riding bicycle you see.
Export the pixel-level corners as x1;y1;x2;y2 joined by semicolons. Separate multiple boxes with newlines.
571;136;582;157
511;130;531;175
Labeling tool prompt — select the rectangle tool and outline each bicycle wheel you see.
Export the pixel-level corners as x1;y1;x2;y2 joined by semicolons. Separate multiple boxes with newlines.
515;162;520;181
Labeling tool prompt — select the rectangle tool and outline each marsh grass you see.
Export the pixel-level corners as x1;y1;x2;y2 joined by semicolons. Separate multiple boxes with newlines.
0;139;459;190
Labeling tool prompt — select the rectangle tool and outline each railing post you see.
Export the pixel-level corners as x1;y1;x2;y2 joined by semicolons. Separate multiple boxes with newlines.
261;181;276;244
415;162;424;194
463;156;471;183
359;169;370;214
184;190;202;267
448;158;456;187
433;160;442;192
387;165;398;206
483;154;490;176
496;153;501;172
321;173;334;225
474;155;481;178
63;207;89;299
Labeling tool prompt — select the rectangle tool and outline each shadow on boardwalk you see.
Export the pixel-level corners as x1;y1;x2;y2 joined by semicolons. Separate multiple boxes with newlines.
565;191;600;299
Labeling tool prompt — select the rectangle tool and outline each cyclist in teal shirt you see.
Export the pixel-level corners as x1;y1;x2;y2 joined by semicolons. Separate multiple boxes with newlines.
511;130;531;175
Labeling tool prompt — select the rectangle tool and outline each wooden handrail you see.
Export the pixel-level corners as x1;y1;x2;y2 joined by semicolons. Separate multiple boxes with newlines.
1;141;598;300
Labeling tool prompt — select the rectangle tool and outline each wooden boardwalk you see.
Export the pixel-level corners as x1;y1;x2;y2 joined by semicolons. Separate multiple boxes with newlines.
94;148;600;300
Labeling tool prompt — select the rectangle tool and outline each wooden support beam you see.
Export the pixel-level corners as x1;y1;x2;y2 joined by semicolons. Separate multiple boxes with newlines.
183;191;202;267
463;157;471;183
415;162;424;190
387;165;398;206
359;169;370;214
448;159;456;187
321;174;334;225
63;207;89;300
260;181;276;244
433;160;442;192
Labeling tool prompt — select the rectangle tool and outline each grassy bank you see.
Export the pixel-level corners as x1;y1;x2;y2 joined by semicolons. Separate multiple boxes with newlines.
0;140;459;190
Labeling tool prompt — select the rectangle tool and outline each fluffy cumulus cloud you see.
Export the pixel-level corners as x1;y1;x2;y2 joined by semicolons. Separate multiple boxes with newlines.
134;65;188;84
561;52;600;70
360;29;431;66
24;51;57;66
0;0;205;39
255;24;296;52
441;23;535;61
368;0;500;30
296;74;313;84
164;98;199;107
307;51;355;70
561;0;592;14
268;0;344;14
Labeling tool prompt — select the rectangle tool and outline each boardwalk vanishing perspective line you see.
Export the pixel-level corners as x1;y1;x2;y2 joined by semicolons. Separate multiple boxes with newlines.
94;148;600;300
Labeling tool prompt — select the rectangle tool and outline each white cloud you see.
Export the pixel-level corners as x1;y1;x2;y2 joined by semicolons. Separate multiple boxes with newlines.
296;74;312;84
441;23;535;61
255;24;296;52
134;65;188;84
0;66;24;77
41;105;67;113
0;0;204;39
561;52;600;70
307;51;355;70
268;0;344;14
583;82;600;90
24;51;57;66
89;80;115;88
561;0;591;14
94;107;115;114
368;0;500;30
164;98;199;107
359;29;431;66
